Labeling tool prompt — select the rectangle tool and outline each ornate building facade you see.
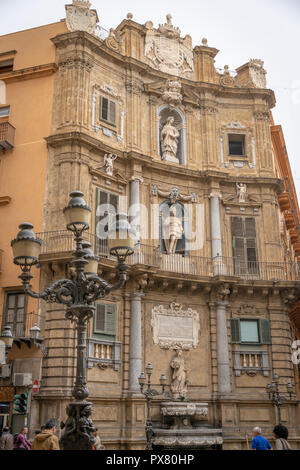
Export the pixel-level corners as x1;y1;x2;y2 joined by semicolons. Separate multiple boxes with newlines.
1;0;300;449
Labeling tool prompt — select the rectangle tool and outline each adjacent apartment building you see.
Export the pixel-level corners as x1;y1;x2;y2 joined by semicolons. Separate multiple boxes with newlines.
0;0;299;449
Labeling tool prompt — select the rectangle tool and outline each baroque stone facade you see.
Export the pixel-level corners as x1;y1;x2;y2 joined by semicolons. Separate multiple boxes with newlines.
1;0;300;450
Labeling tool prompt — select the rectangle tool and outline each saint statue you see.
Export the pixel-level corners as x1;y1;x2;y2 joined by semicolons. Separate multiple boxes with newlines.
161;116;179;162
237;183;247;203
103;153;117;176
170;350;188;400
162;204;184;254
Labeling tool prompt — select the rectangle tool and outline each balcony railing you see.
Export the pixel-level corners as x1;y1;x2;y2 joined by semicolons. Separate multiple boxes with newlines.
36;231;300;281
233;350;270;377
87;338;121;371
0;122;15;149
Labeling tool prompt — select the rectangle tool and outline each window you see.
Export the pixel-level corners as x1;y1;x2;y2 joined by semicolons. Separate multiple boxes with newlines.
100;96;116;126
3;292;26;337
230;318;271;344
231;217;258;274
0;107;10;118
93;303;116;341
0;59;13;74
95;188;118;255
228;134;246;156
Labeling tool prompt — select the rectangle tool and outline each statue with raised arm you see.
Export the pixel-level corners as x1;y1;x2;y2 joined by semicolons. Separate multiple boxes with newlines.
162;204;184;254
161;116;179;162
237;183;247;203
104;153;117;176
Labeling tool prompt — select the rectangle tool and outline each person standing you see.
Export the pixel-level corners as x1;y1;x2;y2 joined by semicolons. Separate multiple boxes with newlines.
251;426;272;450
0;427;14;450
273;425;292;450
92;428;103;450
13;427;31;450
31;419;59;450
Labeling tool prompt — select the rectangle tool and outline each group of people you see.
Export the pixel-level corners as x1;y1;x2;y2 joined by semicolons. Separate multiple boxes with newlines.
251;425;292;450
0;419;104;451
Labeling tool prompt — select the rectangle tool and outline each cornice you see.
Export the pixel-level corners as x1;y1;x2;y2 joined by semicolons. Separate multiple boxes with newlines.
0;63;57;83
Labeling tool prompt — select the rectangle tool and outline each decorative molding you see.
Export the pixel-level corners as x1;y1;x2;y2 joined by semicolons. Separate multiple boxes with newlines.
254;111;270;121
151;302;200;350
105;28;120;52
0;196;12;206
65;0;98;35
162;79;182;108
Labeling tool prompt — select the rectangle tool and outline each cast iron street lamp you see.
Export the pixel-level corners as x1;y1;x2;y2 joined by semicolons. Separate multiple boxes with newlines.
11;191;135;450
266;372;295;425
138;363;167;450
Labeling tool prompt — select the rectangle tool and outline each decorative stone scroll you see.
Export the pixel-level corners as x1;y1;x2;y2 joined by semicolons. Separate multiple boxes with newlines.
151;302;200;350
144;15;194;77
151;185;197;203
65;0;98;34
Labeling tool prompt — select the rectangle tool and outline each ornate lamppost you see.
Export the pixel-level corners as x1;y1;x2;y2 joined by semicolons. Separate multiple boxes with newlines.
138;363;167;450
11;191;135;450
266;372;295;425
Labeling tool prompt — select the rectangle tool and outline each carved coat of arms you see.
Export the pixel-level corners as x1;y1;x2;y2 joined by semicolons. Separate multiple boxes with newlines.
65;0;98;34
144;15;194;77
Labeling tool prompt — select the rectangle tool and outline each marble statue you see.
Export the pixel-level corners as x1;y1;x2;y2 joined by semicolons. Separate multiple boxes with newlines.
237;183;247;203
161;116;179;162
162;204;184;254
104;153;117;176
170;350;188;400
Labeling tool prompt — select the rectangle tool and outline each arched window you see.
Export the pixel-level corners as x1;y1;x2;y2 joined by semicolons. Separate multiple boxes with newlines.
159;200;189;255
158;106;187;165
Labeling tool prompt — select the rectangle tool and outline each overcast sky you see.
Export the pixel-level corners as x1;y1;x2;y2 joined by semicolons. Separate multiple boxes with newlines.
1;0;299;198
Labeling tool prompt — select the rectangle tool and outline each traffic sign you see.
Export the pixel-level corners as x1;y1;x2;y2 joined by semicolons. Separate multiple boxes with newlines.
32;380;39;394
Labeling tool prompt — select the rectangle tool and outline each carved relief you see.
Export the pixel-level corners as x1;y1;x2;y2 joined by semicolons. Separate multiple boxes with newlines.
162;79;182;108
151;185;197;203
65;0;98;34
144;15;194;77
105;28;120;52
151;302;200;350
220;65;235;87
249;59;267;88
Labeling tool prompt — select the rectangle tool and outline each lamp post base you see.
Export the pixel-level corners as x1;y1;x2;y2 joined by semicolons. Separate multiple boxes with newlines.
60;401;96;450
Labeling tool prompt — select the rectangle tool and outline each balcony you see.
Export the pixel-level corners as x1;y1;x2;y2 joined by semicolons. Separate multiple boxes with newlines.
87;338;121;370
233;350;270;377
0;122;15;149
36;231;300;282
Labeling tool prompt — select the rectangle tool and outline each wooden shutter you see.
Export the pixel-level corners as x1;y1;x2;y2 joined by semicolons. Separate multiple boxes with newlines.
259;319;271;344
94;304;105;333
100;97;108;121
105;304;116;336
109;100;116;125
231;217;258;272
230;318;241;343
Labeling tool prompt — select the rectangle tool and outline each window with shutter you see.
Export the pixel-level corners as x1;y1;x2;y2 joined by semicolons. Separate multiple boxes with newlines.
231;217;258;275
100;96;117;126
93;303;116;340
3;292;26;337
230;318;241;343
95;188;119;255
259;319;271;344
240;320;259;343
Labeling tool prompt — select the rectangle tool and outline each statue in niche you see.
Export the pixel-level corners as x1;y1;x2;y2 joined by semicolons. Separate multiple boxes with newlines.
161;116;179;162
103;153;117;176
162;204;184;254
236;183;247;203
170;349;188;400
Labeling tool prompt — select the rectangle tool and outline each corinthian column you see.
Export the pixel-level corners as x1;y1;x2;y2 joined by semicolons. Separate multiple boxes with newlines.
215;285;231;395
129;292;144;393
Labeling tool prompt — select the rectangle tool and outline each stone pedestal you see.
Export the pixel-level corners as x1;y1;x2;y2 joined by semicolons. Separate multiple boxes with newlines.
60;401;96;451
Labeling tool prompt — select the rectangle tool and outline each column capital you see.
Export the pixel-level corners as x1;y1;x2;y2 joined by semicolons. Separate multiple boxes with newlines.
130;175;144;184
130;291;145;300
209;190;222;199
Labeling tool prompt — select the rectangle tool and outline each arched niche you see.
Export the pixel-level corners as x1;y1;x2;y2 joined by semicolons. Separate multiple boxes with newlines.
157;105;187;165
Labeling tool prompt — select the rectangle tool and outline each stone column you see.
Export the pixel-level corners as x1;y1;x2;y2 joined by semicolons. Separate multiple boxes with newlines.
209;191;224;275
216;299;231;395
129;292;144;393
130;176;143;243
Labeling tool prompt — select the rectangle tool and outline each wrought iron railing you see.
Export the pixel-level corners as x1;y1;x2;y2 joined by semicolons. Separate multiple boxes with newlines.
0;122;15;149
36;231;300;281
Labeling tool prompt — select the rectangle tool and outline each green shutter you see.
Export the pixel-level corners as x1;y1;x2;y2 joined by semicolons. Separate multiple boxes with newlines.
230;318;241;343
109;100;116;125
259;319;271;344
94;304;105;333
105;304;116;336
101;97;108;121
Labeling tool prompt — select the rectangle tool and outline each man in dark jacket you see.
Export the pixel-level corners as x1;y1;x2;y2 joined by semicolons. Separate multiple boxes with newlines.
0;427;14;450
31;419;59;450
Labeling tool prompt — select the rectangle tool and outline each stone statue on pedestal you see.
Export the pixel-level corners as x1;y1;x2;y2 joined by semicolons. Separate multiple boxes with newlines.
161;116;179;162
170;349;188;400
162;204;184;254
